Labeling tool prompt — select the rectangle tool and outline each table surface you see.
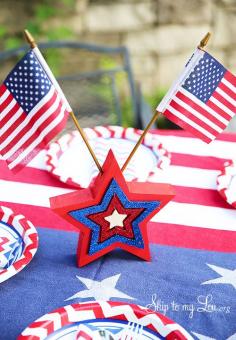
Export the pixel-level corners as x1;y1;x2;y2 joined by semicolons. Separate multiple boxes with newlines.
0;129;236;340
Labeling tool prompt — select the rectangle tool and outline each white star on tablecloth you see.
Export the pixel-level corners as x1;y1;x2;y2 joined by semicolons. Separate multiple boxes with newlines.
201;264;236;289
65;274;135;301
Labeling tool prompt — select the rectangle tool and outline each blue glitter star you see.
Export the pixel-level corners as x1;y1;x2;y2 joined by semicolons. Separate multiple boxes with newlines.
69;179;160;255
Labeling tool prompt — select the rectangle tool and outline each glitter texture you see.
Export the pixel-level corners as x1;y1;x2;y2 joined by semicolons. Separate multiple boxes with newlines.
69;179;160;255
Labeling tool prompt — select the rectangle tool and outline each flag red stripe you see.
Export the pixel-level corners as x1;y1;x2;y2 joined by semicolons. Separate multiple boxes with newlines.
213;91;235;113
164;108;212;143
207;99;233;121
224;70;236;85
219;81;236;101
11;107;68;173
0;91;57;155
0;92;13;112
170;99;222;136
176;91;226;129
7;99;64;168
0;101;22;128
148;222;236;252
0;83;6;96
39;108;69;147
0;106;24;145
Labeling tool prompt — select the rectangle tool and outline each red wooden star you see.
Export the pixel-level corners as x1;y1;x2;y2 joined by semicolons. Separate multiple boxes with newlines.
50;151;175;267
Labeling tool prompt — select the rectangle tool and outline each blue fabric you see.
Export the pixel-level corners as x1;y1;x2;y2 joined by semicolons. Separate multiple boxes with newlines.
0;227;235;339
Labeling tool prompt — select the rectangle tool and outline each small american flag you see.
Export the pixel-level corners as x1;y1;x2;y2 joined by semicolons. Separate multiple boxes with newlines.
157;49;236;143
0;49;69;172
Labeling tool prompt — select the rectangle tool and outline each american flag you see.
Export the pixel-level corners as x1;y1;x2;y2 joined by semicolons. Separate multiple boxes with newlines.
157;49;236;143
0;50;69;172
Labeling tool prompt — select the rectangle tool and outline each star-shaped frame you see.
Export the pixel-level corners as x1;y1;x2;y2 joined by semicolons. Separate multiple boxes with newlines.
50;151;175;267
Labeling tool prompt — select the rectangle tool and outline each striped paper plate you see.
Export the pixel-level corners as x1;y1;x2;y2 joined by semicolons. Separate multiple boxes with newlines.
46;126;171;189
217;159;236;208
0;206;38;283
18;301;192;339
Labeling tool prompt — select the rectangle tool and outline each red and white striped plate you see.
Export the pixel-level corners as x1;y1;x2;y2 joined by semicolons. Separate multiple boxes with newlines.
0;206;38;283
18;301;192;339
46;126;171;189
217;159;236;208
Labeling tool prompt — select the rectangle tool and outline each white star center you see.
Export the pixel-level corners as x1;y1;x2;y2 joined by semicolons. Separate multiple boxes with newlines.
104;209;127;229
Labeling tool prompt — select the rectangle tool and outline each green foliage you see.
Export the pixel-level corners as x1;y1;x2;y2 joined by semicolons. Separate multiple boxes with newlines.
35;4;56;20
4;37;22;50
0;25;7;38
60;0;75;7
98;56;135;126
47;27;73;41
144;88;168;129
121;98;134;127
145;88;166;109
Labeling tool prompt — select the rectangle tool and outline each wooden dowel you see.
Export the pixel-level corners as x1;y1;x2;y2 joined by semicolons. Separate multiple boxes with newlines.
69;111;102;172
198;32;211;50
24;29;37;48
121;111;160;172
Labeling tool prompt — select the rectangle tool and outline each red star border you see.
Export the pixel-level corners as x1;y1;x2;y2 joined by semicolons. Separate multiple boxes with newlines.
50;151;175;267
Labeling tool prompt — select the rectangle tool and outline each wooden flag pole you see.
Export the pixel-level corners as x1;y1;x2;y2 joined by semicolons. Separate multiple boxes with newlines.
198;32;211;50
23;29;102;173
121;110;160;172
122;32;211;173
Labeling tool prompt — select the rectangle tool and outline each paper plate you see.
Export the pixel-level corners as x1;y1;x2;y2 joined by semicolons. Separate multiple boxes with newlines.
46;126;171;189
18;301;193;339
217;159;236;208
0;206;38;283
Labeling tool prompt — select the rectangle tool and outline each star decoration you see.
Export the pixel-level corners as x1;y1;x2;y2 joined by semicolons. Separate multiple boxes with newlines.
50;151;175;266
201;263;236;289
105;209;127;229
65;274;134;301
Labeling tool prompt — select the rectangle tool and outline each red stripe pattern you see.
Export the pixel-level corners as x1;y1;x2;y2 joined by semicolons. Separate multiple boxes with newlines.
0;205;38;283
0;50;68;172
18;301;191;339
0;128;236;253
158;50;236;143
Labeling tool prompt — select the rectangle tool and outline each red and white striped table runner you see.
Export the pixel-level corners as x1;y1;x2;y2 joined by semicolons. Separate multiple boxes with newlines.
0;128;235;253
